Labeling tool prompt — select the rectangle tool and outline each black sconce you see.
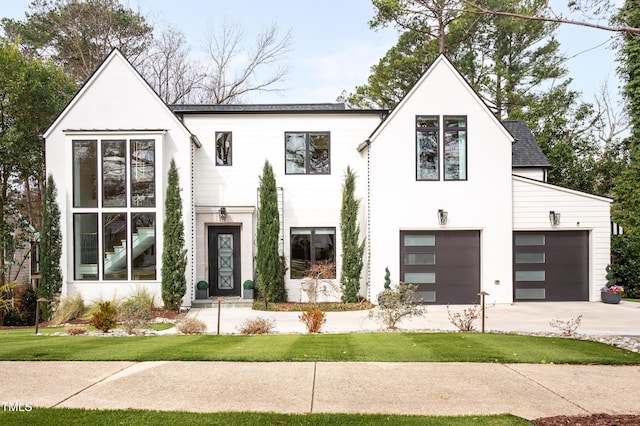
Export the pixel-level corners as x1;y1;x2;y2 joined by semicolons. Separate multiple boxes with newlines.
549;210;561;226
438;209;448;226
219;206;226;222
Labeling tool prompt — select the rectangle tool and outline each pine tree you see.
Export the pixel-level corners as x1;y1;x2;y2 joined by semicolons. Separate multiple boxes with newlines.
161;159;187;310
38;175;62;320
340;166;365;303
256;160;285;303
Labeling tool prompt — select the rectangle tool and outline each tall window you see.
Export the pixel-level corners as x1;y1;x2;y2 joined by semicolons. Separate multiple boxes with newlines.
416;116;467;181
416;116;439;180
444;116;467;180
216;131;232;165
290;227;335;278
72;138;156;281
285;132;330;174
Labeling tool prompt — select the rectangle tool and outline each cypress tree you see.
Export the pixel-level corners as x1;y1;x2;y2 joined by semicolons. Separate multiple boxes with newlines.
256;160;285;302
38;174;62;320
161;159;187;310
340;166;365;302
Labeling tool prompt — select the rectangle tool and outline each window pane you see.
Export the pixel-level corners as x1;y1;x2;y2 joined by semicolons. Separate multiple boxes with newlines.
290;228;311;278
74;213;98;280
102;140;126;207
73;140;97;207
218;233;234;289
515;288;546;299
444;129;466;180
445;116;466;127
515;253;545;264
515;270;545;281
216;132;232;166
515;234;545;246
103;213;127;280
417;130;439;180
285;133;306;174
404;234;435;246
131;140;155;207
131;213;156;280
309;133;330;174
404;272;436;284
313;229;335;265
404;253;436;265
417;115;438;128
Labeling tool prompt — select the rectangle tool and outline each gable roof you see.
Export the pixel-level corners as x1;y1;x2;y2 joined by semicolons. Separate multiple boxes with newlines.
43;49;199;146
503;120;550;168
359;54;516;151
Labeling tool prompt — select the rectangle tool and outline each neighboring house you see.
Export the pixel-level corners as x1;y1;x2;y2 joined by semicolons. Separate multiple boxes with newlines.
43;50;612;306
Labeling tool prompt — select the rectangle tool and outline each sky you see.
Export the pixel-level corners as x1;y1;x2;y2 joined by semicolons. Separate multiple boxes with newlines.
1;0;625;108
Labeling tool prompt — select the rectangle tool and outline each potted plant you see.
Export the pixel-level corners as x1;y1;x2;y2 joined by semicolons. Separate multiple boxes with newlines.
196;280;208;300
601;285;624;304
243;280;255;299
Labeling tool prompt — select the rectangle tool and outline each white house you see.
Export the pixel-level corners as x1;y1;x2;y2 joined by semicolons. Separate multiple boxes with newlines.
43;50;612;306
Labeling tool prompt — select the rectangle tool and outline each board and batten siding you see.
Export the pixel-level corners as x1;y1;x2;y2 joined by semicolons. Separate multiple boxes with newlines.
187;112;380;301
512;175;612;301
512;168;545;181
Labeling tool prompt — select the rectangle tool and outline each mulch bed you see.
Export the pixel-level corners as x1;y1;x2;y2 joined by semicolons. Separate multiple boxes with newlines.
532;414;640;425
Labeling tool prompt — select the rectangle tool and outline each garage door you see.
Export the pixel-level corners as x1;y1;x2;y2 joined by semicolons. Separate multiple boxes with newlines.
400;230;480;304
513;231;589;301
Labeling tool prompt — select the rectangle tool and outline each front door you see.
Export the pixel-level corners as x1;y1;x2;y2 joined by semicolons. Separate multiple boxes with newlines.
208;226;241;297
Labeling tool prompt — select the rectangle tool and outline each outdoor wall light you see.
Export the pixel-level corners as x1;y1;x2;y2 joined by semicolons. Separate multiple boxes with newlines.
438;209;448;226
219;206;227;222
549;210;561;226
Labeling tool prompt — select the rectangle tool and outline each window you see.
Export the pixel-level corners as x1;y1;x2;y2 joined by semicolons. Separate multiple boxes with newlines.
416;116;439;180
285;132;330;174
444;116;467;180
416;116;467;181
216;132;232;166
290;227;335;278
72;138;157;281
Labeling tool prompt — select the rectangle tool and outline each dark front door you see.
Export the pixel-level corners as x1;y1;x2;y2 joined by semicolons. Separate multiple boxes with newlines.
208;226;241;297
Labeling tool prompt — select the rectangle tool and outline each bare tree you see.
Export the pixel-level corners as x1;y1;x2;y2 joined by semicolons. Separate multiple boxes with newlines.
199;19;291;104
138;27;205;104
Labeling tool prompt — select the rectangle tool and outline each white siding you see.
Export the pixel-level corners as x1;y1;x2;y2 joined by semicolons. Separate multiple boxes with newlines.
367;56;515;304
512;176;612;301
187;112;380;301
512;168;545;181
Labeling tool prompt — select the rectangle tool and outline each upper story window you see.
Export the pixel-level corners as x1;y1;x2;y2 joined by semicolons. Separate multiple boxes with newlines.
416;116;467;181
216;131;232;166
285;132;330;174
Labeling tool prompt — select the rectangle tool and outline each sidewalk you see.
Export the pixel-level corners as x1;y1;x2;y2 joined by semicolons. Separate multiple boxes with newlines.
2;361;640;419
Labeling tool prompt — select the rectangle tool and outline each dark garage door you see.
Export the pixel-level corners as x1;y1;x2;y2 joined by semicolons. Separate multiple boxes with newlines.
513;231;589;301
400;230;480;304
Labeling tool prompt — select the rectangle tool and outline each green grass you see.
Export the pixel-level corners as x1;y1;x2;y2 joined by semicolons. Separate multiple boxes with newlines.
623;298;640;303
0;408;530;425
0;330;638;363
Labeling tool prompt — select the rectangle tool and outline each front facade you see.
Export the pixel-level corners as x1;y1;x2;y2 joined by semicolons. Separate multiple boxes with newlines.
44;50;612;306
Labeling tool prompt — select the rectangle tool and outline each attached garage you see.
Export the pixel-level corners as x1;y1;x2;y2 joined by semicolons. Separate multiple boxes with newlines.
400;230;480;304
513;231;589;301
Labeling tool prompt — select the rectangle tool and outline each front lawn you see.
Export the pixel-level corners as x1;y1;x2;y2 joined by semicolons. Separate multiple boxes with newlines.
0;330;638;364
0;408;530;425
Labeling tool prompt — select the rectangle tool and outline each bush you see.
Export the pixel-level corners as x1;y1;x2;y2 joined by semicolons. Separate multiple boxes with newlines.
299;308;326;333
550;314;583;336
89;301;117;332
611;234;640;298
64;326;87;335
53;292;86;325
447;304;481;332
237;317;275;334
370;283;426;330
176;316;207;334
119;294;154;335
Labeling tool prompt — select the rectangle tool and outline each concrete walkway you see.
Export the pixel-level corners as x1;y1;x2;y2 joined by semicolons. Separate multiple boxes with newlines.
2;301;639;419
2;361;640;419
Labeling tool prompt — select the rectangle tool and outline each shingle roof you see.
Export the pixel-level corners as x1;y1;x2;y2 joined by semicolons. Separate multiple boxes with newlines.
168;103;380;114
502;120;550;168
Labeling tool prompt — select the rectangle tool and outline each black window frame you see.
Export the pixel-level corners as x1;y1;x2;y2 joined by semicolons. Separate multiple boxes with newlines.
416;115;440;181
443;115;468;181
215;131;232;166
290;227;336;278
285;131;331;175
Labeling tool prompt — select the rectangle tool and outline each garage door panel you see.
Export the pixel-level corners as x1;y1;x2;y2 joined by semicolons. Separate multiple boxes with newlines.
401;231;480;305
513;231;588;302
